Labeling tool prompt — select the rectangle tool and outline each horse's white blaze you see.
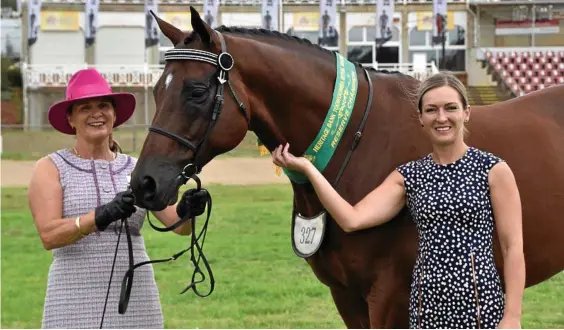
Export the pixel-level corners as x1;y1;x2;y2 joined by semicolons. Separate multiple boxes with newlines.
165;73;173;89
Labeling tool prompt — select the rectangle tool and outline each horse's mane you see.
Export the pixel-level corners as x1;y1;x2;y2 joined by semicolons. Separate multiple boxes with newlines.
215;25;408;77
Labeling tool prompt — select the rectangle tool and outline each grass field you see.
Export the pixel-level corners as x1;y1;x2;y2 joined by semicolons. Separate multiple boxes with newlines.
2;185;564;328
1;128;264;161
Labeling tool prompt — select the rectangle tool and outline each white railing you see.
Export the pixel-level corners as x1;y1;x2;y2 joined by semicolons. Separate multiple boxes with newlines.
23;64;165;89
371;61;438;80
24;61;432;88
36;0;467;4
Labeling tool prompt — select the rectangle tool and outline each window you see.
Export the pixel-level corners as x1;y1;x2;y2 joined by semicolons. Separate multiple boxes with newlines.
408;50;438;67
512;6;529;21
447;25;465;46
159;32;173;48
348;27;363;42
442;49;465;72
409;29;427;46
348;45;373;64
409;49;465;72
535;5;552;20
367;25;399;43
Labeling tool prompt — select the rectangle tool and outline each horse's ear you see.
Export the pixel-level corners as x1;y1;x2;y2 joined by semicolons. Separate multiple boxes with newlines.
190;6;212;46
150;10;184;45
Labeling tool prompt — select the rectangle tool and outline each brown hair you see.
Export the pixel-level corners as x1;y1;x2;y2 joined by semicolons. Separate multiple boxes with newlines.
416;71;469;113
109;133;122;153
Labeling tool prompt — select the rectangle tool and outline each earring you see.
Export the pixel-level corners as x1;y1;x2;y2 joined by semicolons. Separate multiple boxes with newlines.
421;124;424;127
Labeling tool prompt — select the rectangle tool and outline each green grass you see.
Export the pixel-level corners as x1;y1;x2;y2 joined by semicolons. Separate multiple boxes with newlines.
2;185;563;328
0;129;264;161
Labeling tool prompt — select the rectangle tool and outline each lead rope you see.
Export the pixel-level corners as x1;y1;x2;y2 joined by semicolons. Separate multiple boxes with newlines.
100;218;126;329
99;177;215;328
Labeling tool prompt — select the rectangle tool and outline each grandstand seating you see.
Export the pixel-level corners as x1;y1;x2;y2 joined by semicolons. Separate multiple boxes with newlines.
485;50;564;96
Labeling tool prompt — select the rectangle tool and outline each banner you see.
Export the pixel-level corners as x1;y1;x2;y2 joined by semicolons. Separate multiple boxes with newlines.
416;11;454;31
28;0;42;46
203;0;219;28
84;0;100;47
376;0;394;41
261;0;279;31
432;0;447;44
145;0;159;47
163;12;192;32
318;0;337;46
292;12;318;31
40;11;80;31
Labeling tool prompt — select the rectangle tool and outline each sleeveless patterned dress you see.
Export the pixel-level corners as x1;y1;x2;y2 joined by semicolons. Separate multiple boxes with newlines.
396;147;505;329
42;149;163;329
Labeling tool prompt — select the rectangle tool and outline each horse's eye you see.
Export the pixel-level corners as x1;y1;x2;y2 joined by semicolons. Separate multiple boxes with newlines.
192;88;207;98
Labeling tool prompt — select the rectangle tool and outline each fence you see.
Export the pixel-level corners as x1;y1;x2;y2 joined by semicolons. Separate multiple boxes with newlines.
0;124;265;160
1;124;149;159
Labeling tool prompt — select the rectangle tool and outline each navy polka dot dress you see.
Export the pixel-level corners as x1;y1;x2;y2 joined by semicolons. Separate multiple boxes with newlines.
396;147;505;329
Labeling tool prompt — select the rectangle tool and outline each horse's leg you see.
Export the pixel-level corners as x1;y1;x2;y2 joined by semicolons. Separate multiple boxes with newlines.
330;287;370;329
366;270;411;329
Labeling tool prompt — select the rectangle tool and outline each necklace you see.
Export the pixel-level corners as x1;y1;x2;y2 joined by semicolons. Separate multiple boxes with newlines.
72;147;117;161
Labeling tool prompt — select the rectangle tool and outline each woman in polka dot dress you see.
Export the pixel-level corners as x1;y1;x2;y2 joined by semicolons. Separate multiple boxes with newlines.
272;71;526;329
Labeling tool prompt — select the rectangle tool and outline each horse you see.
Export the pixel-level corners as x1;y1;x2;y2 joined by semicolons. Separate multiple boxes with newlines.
130;7;564;328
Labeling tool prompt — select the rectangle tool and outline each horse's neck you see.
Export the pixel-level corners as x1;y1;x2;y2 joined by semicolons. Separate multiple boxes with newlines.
230;35;337;153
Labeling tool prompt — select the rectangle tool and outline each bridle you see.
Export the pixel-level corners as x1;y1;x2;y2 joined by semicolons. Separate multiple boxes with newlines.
148;31;250;179
98;31;250;329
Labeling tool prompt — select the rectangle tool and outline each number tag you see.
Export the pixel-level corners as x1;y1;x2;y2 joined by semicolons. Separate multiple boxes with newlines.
291;211;326;258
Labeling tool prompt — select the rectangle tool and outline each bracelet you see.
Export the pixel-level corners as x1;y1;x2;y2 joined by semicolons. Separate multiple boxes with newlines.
75;216;88;238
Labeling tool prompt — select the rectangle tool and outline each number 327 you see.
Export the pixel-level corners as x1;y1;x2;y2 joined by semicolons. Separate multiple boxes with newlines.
300;227;316;244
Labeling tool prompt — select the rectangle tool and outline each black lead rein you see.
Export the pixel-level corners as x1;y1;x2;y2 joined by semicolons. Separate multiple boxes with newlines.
100;174;215;329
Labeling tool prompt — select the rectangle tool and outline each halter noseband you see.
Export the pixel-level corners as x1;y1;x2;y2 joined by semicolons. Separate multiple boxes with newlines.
149;31;250;178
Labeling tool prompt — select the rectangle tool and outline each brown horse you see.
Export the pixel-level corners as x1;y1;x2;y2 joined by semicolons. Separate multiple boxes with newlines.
130;7;564;328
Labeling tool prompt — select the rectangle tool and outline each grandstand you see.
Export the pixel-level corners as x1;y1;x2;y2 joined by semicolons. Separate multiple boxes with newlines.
485;49;564;96
5;0;564;130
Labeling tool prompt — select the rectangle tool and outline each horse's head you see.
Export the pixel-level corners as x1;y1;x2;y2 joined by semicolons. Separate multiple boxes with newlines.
131;7;251;210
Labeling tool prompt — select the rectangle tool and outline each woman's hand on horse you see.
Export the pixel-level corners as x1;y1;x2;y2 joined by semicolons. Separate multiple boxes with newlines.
272;143;312;173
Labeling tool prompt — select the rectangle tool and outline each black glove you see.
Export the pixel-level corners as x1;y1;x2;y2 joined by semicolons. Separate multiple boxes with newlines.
95;190;137;231
176;188;209;219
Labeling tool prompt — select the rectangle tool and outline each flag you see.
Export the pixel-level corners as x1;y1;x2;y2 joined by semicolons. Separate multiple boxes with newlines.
432;0;447;44
145;0;159;47
261;0;279;31
203;0;219;29
261;0;280;31
85;0;100;47
28;0;42;46
318;0;337;47
376;0;394;42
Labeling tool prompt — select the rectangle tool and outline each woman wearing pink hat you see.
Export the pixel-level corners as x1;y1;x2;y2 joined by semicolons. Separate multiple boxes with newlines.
27;68;208;328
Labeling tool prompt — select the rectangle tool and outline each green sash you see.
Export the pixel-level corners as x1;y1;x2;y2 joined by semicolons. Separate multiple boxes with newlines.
283;53;358;184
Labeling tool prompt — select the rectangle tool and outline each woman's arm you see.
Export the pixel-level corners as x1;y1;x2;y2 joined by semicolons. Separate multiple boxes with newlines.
273;143;406;232
28;157;98;250
489;161;526;328
151;204;192;236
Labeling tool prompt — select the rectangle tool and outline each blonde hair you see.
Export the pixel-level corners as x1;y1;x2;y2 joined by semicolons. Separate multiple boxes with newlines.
416;71;469;113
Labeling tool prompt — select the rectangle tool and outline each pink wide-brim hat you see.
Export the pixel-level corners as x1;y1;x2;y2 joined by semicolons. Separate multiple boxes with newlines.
48;68;136;135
